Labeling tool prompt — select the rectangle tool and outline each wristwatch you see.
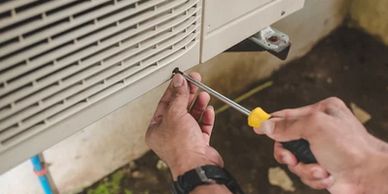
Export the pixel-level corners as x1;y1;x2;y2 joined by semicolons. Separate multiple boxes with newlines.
171;165;245;194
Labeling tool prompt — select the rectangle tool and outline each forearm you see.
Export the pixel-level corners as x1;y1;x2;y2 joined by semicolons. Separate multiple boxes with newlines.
191;185;232;194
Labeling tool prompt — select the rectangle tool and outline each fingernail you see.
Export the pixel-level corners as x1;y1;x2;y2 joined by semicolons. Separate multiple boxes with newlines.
173;74;183;87
208;105;214;110
261;120;274;134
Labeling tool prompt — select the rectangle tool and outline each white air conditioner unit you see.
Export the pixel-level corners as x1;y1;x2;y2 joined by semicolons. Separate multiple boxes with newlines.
0;0;304;173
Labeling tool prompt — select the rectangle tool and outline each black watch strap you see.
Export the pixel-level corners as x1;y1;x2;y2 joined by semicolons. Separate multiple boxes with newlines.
172;165;245;194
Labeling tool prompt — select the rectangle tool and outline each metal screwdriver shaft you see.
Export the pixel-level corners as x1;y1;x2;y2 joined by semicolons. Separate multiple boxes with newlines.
173;68;251;116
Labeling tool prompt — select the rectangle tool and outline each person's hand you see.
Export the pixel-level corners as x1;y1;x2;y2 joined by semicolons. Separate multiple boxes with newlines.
254;97;388;194
146;72;223;180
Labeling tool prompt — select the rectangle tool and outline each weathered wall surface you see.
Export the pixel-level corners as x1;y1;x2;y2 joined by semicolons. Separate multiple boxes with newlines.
0;0;350;193
350;0;388;45
194;0;350;97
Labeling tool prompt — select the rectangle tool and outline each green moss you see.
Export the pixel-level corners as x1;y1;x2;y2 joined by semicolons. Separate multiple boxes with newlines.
86;170;124;194
124;189;133;194
87;183;110;194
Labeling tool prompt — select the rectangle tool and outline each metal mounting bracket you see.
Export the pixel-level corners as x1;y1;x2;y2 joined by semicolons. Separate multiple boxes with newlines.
226;26;291;60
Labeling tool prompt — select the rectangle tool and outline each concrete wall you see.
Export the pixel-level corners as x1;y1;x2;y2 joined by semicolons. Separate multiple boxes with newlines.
350;0;388;45
0;1;350;193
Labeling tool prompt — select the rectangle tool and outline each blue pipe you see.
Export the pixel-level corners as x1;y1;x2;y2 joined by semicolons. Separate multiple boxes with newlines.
31;155;54;194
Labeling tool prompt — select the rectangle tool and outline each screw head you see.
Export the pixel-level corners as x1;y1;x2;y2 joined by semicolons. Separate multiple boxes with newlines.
268;36;279;43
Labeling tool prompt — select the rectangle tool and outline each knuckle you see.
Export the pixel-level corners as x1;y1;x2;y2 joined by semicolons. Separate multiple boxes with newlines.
308;169;316;178
192;107;205;115
167;106;181;115
174;87;189;97
298;168;309;178
309;111;324;123
281;109;293;118
324;97;345;107
319;97;346;113
308;112;325;134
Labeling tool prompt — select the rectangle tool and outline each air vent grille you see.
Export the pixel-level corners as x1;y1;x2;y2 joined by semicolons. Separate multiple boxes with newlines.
0;0;201;151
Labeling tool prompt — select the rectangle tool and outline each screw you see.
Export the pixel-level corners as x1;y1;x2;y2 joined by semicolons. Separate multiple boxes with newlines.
268;36;279;43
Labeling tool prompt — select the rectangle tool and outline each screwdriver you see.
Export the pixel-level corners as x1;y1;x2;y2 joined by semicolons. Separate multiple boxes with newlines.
173;68;317;164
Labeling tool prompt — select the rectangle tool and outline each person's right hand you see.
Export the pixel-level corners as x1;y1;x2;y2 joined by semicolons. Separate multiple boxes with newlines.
254;97;388;194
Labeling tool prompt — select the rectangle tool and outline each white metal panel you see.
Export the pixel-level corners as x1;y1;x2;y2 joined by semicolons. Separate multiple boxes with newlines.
0;0;201;173
201;0;305;62
203;0;273;33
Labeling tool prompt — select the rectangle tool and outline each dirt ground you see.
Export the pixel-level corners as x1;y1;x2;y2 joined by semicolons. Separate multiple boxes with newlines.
81;26;388;194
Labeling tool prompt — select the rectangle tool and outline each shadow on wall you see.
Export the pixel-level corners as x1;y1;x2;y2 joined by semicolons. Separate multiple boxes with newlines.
350;0;388;45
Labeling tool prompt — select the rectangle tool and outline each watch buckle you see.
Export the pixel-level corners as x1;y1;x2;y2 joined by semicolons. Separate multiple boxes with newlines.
195;166;214;183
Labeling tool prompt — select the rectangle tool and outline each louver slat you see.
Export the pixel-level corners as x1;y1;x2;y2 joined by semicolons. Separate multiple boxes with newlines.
1;0;140;58
0;14;199;133
0;0;198;109
0;0;173;94
0;0;163;76
0;0;112;48
0;0;200;151
0;8;199;122
0;0;76;30
0;1;31;14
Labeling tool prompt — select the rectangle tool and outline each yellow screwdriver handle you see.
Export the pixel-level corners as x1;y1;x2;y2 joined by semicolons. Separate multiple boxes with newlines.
247;107;271;128
248;107;318;164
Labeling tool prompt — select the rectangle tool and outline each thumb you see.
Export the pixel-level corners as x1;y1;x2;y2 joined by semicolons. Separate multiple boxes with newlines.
256;117;306;142
168;74;190;115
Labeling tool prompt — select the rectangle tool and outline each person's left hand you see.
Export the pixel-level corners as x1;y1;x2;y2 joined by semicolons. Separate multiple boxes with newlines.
146;72;223;180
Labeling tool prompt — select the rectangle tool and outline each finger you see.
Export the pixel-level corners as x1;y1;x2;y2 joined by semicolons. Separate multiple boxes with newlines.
201;106;215;144
260;112;329;142
254;104;318;134
152;75;180;120
168;74;190;116
188;72;201;106
271;103;318;118
253;117;281;135
301;176;334;190
273;142;298;166
190;92;211;121
289;163;329;180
